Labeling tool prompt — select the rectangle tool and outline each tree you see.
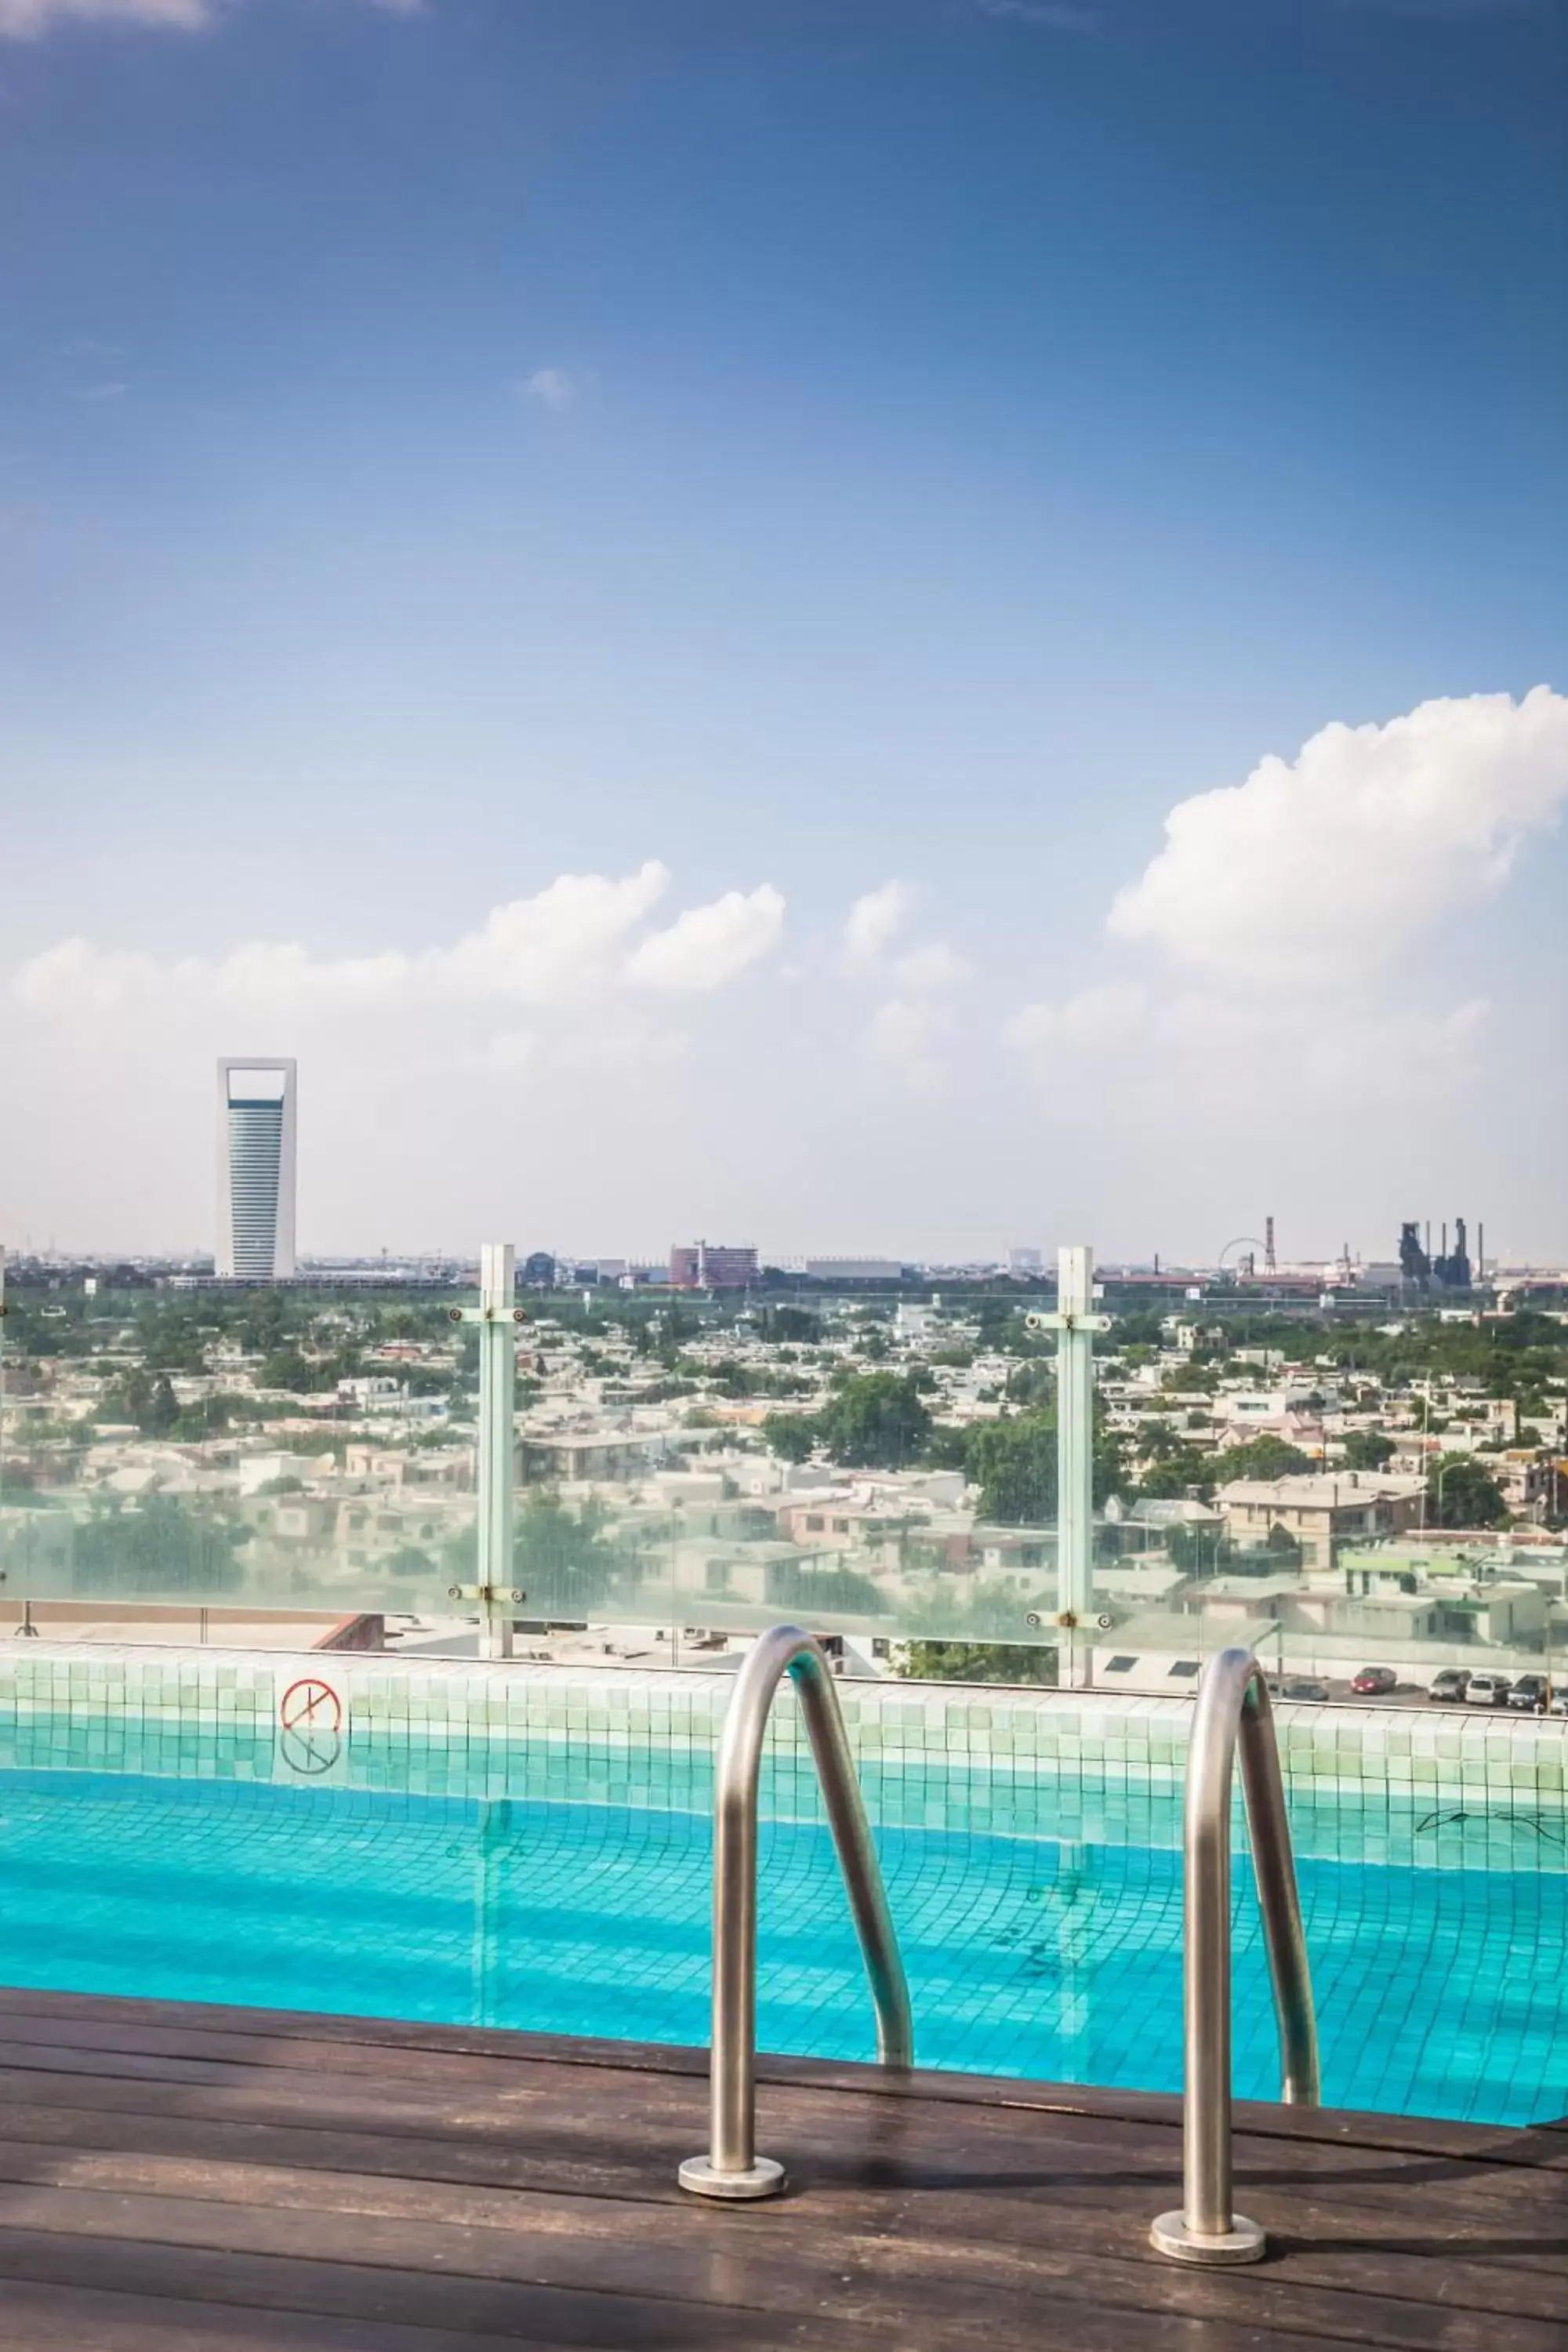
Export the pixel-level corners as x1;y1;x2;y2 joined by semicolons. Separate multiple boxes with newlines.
514;1493;619;1617
1341;1430;1396;1472
72;1499;249;1595
386;1544;437;1581
764;1305;821;1345
1428;1454;1507;1530
145;1374;180;1437
1137;1448;1214;1501
1210;1435;1313;1484
967;1410;1125;1525
761;1412;817;1464
896;1641;1056;1686
968;1414;1055;1525
815;1374;932;1469
764;1560;886;1616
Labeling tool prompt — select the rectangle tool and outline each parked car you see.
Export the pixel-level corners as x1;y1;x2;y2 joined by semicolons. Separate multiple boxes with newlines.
1548;1689;1568;1717
1277;1677;1330;1703
1464;1672;1513;1706
1350;1665;1398;1697
1506;1675;1548;1713
1428;1668;1471;1704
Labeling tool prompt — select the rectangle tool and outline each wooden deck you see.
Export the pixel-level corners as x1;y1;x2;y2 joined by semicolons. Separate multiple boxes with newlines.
0;1990;1555;2348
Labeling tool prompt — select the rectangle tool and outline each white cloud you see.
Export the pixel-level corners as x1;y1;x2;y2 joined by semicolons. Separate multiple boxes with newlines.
12;864;786;1016
1003;982;1148;1065
862;995;957;1089
518;367;581;414
1109;686;1568;983
1004;976;1490;1101
0;0;209;32
624;885;785;992
843;880;916;971
463;1029;535;1076
895;940;971;991
435;865;670;1002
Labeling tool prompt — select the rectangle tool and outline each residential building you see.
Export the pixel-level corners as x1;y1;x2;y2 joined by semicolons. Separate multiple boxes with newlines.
1216;1470;1426;1570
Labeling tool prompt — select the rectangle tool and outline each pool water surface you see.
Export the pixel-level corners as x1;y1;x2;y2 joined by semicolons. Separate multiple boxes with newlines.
0;1730;1561;2129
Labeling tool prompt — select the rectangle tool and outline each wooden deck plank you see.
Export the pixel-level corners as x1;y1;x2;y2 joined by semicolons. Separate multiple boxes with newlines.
0;1992;1553;2349
0;1986;1555;2161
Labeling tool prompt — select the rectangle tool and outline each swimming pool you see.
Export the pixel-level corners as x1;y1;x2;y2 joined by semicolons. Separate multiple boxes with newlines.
0;1718;1561;2129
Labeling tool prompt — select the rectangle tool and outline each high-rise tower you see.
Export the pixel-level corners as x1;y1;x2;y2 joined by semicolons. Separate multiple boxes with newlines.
216;1059;297;1279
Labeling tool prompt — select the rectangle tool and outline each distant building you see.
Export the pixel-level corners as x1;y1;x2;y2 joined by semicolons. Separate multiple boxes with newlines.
1007;1247;1044;1276
1217;1471;1426;1572
521;1251;557;1287
216;1059;296;1280
670;1241;759;1290
800;1258;906;1283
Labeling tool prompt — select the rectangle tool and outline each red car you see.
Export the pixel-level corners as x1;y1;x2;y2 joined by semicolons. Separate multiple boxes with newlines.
1350;1665;1399;1697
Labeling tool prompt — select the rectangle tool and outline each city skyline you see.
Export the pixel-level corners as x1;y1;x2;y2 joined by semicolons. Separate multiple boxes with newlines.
2;1;1565;1258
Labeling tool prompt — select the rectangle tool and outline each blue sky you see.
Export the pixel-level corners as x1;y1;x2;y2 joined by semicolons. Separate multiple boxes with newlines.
2;0;1565;1263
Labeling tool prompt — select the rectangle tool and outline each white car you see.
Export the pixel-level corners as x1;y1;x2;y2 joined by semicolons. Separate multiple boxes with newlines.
1464;1672;1512;1707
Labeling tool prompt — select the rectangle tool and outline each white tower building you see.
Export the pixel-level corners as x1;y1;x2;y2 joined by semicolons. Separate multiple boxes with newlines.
216;1059;297;1280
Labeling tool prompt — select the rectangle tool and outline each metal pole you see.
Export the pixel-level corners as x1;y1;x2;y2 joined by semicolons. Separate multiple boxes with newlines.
680;1623;913;2200
477;1243;516;1661
1151;1646;1318;2265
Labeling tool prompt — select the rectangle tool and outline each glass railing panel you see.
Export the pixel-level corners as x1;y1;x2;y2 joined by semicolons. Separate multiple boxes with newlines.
0;1278;481;1635
2;1265;1562;1699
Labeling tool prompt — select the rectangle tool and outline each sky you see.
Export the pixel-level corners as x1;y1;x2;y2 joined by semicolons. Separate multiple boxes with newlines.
1;0;1565;1267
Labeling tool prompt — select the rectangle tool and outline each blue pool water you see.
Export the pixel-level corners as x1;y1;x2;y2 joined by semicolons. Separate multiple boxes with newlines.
0;1727;1562;2128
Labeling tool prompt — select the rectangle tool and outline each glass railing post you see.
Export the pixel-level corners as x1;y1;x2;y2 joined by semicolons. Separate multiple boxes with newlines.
476;1243;517;1661
1030;1245;1111;1692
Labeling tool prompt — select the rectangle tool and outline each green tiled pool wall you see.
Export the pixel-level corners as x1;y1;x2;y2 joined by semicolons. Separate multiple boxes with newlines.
0;1646;1562;1821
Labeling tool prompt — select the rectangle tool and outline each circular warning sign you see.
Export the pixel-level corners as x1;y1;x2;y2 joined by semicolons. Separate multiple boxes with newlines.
281;1677;342;1735
278;1678;343;1775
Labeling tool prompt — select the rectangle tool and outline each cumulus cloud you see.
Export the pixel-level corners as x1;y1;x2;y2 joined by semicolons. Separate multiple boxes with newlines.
862;996;957;1090
1109;686;1568;983
625;886;785;991
1003;982;1149;1063
518;367;581;414
895;941;972;991
12;864;786;1016
842;880;916;971
1004;977;1490;1097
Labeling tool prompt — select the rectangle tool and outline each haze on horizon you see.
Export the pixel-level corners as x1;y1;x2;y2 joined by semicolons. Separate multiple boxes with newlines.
2;0;1564;1267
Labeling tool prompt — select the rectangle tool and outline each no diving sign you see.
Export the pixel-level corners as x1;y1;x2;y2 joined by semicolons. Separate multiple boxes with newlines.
278;1677;343;1775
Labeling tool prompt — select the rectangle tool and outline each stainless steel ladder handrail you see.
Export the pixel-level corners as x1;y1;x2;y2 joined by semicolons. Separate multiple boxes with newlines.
1151;1645;1319;2266
679;1624;913;2200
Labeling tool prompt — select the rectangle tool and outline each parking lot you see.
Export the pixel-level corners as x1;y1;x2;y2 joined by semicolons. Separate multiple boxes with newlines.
1271;1672;1562;1713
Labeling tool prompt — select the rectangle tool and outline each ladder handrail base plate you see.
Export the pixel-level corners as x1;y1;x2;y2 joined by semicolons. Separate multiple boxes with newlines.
680;2154;786;2201
1149;2211;1267;2266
